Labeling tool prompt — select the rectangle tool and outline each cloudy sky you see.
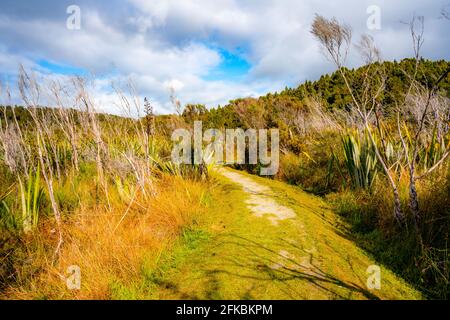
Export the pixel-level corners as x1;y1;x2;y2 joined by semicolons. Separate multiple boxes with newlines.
0;0;449;115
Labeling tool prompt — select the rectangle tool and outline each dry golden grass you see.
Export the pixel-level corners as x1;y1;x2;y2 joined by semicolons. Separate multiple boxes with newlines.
2;174;209;299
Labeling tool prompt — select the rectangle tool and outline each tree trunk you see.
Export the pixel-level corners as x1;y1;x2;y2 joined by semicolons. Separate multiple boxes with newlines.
408;164;421;239
393;187;403;223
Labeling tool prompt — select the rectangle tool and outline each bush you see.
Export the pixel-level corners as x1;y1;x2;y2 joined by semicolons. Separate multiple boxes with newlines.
326;167;450;299
276;132;343;194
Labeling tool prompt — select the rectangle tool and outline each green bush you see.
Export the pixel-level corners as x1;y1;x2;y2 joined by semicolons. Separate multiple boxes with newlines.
341;130;378;190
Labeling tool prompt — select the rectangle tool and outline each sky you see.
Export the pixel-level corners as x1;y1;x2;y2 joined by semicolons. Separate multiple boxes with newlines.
0;0;449;115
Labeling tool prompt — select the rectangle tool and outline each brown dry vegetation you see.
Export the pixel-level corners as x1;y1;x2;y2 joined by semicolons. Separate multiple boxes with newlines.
1;173;210;300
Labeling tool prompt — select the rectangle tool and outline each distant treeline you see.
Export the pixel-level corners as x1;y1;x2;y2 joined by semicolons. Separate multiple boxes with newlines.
181;58;450;129
0;105;127;127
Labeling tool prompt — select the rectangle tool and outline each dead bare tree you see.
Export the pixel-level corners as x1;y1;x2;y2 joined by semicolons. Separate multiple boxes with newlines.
311;15;450;231
400;70;450;227
49;80;80;172
17;66;63;259
0;84;30;176
74;77;111;210
311;15;403;221
394;17;450;233
112;83;154;198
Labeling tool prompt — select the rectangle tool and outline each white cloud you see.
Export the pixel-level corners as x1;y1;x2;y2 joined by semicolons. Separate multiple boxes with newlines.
0;0;448;114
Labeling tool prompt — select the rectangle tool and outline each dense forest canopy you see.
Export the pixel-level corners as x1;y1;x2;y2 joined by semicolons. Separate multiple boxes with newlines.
191;58;450;129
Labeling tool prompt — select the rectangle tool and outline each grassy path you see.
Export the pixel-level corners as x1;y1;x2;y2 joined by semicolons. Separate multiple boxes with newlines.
148;168;421;300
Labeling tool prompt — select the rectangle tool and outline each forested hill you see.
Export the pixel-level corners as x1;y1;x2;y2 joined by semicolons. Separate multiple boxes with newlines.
279;58;450;110
193;58;449;129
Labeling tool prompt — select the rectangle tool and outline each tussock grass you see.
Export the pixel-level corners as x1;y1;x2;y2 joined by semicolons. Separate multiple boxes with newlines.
1;174;210;299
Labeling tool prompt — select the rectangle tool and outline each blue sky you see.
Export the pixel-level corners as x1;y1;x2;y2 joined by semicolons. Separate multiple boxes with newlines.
203;48;251;81
0;0;449;114
37;60;87;76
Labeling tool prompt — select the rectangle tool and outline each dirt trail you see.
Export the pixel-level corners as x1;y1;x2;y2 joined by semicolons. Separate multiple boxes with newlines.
220;169;296;226
150;168;421;300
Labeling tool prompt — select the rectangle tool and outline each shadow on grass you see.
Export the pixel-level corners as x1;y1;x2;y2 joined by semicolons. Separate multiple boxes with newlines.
158;233;380;300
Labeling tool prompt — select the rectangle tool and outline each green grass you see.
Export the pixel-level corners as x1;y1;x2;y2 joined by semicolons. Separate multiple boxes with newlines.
121;168;422;300
108;227;213;300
